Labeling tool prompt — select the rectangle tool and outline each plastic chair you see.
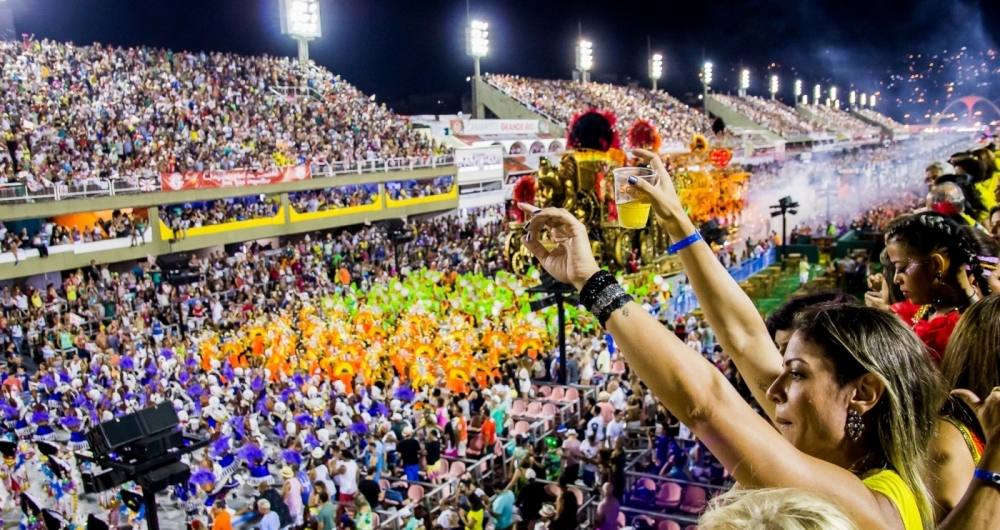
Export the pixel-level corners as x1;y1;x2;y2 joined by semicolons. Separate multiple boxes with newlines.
560;387;579;404
657;521;681;530
438;459;450;477
544;484;562;498
524;401;544;418
513;421;530;436
598;402;615;424
537;385;552;397
631;478;657;507
616;512;626;529
446;460;467;480
610;360;626;374
679;485;708;514
466;434;484;457
540;403;557;418
511;399;527;416
407;484;425;503
654;482;683;509
547;387;566;402
567;487;584;507
633;515;657;529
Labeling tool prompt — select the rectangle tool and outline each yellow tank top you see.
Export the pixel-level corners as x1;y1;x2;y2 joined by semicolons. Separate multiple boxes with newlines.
862;469;923;530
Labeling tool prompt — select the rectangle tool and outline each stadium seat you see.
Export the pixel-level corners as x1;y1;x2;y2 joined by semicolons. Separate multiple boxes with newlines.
379;479;401;507
446;460;466;480
524;401;544;419
547;387;566;402
679;485;708;514
657;521;681;530
541;403;557;418
560;387;579;404
610;360;627;374
511;399;527;416
407;484;425;503
537;385;552;397
567;487;584;507
466;434;484;457
633;515;657;529
598;402;615;424
544;484;561;498
438;459;449;476
616;512;626;528
654;482;683;509
631;478;657;507
513;421;530;436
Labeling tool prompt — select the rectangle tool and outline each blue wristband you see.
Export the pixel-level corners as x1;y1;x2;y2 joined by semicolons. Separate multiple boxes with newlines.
667;231;704;254
974;468;1000;486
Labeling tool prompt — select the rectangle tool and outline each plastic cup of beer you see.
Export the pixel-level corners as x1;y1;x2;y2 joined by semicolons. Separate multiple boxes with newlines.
612;167;657;229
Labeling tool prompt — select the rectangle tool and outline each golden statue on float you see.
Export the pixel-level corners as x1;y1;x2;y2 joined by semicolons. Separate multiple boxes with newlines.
506;112;749;277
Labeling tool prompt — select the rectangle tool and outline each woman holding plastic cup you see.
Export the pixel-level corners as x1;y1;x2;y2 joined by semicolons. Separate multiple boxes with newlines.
517;149;941;530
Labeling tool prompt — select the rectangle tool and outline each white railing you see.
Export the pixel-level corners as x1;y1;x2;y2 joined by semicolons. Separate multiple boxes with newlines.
0;155;455;205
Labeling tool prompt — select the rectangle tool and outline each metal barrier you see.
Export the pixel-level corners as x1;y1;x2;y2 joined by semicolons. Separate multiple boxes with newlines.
0;155;456;205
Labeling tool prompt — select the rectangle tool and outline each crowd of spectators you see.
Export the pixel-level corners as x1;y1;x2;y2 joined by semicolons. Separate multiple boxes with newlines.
712;94;830;136
857;107;907;128
802;104;880;137
0;38;451;190
485;74;710;146
289;184;380;214
0;210;148;265
386;177;454;201
159;197;280;237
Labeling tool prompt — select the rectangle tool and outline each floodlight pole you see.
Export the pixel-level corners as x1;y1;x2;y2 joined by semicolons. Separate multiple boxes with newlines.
473;56;482;119
297;37;309;63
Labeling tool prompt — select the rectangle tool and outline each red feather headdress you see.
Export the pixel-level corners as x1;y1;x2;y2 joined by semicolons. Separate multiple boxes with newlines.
567;109;621;152
626;119;662;153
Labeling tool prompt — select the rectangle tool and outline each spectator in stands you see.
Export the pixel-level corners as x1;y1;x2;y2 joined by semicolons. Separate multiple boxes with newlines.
515;468;547;526
398;427;422;482
256;499;281;530
593;483;620;530
315;490;336;530
490;485;515;530
210;499;232;530
547;490;580;530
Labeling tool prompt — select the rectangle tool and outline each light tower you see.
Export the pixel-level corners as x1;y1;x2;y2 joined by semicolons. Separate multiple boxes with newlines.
576;40;593;83
739;69;750;97
702;61;713;110
769;75;779;101
813;84;821;106
650;53;663;91
849;90;856;108
829;87;837;108
279;0;322;64
860;93;868;107
870;94;876;108
795;79;804;104
466;19;489;119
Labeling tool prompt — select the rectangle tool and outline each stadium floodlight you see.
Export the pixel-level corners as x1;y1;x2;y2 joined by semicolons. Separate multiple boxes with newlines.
769;75;779;101
279;0;321;63
829;87;837;107
813;84;821;105
466;20;489;58
739;69;750;97
466;20;489;119
576;40;593;80
849;90;856;107
870;94;876;108
860;93;867;107
702;62;713;110
794;79;802;98
650;53;663;90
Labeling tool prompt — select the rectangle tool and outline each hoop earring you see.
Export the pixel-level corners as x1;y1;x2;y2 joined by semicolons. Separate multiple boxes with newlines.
846;409;864;442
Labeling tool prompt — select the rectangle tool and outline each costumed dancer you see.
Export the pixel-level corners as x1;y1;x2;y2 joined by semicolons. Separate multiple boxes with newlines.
38;443;77;524
0;439;29;512
31;409;55;443
62;415;88;452
240;443;272;487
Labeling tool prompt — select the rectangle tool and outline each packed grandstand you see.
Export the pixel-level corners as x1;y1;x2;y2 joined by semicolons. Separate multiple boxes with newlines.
0;27;999;530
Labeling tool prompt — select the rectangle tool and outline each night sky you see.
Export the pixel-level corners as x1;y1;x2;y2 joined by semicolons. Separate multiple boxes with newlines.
7;0;1000;116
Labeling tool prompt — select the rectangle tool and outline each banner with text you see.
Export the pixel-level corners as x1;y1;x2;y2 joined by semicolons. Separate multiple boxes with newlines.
450;119;542;136
161;165;310;192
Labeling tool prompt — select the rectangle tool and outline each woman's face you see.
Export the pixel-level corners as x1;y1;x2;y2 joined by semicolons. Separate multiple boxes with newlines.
886;240;937;305
766;332;857;462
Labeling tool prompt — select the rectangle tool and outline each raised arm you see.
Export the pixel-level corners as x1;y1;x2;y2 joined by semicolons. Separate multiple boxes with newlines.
518;204;899;529
631;149;783;420
939;389;1000;529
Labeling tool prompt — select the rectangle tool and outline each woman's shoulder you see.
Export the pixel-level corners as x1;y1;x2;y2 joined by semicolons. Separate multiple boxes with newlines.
861;469;923;530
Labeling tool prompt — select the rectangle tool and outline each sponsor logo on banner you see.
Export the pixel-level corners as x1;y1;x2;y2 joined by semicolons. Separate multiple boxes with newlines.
449;119;540;136
160;165;310;191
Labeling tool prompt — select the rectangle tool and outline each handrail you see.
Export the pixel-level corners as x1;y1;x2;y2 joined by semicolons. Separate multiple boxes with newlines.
0;155;456;205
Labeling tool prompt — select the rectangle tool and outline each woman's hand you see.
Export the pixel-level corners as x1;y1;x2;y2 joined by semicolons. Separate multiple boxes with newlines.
953;387;1000;443
629;149;695;241
517;203;600;290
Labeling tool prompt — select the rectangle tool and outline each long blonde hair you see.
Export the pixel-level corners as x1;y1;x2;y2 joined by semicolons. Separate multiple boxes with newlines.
699;488;859;530
794;305;943;529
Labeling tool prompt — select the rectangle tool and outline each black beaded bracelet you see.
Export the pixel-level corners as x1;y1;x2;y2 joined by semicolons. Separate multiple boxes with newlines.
579;270;618;310
596;293;633;326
